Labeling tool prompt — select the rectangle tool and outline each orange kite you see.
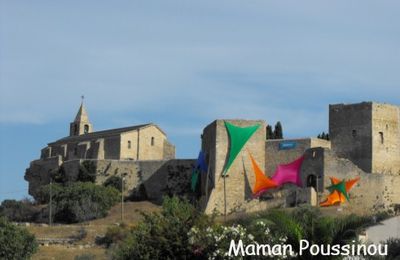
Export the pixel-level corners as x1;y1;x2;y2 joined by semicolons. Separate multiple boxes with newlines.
248;152;277;197
320;176;360;207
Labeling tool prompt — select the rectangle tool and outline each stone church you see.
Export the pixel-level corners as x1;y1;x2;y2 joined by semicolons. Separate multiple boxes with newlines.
40;103;175;161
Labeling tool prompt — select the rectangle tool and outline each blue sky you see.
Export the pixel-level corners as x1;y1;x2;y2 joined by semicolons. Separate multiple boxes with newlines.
0;1;399;202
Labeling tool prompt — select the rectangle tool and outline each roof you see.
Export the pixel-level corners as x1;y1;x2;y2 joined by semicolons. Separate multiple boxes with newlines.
49;123;166;145
74;103;90;122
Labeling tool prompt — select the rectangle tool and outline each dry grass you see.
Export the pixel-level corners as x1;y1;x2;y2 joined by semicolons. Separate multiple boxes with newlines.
32;245;107;260
29;201;161;259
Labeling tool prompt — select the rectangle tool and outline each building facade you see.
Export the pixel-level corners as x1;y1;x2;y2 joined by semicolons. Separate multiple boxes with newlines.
330;102;400;174
40;103;175;161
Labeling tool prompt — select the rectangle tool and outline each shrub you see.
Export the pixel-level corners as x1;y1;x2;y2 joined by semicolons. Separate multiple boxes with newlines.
104;176;123;192
385;238;400;259
0;217;38;259
112;196;211;259
39;182;120;223
54;182;120;223
77;161;97;183
0;199;38;222
36;183;64;204
97;224;131;247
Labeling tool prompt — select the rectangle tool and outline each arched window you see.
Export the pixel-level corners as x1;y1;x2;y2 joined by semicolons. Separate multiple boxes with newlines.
151;137;155;146
128;140;131;149
84;124;89;134
74;124;78;135
379;132;384;144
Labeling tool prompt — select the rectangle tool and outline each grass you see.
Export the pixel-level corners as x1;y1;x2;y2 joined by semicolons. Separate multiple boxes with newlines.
32;245;107;260
28;201;161;259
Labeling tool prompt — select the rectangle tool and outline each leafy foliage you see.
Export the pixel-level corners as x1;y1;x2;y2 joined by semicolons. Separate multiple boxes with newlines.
112;196;212;259
266;125;274;140
274;121;283;139
110;200;380;259
0;217;38;260
77;161;97;183
103;175;123;192
38;182;120;223
266;122;284;139
0;199;39;222
97;224;131;247
386;238;400;259
317;131;330;140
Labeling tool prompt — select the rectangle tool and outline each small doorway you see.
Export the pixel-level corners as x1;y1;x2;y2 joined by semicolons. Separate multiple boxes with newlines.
306;174;317;190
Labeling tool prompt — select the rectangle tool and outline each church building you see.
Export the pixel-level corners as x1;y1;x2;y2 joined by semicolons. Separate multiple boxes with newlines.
40;103;175;161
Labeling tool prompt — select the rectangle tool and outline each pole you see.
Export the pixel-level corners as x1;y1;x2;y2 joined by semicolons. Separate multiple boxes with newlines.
121;176;124;223
49;179;53;226
223;175;227;221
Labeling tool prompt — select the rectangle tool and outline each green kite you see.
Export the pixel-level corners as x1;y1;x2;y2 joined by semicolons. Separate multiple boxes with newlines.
223;121;260;175
327;180;350;201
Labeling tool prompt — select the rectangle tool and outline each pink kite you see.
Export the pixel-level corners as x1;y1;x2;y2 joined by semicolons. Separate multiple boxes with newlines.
271;156;304;187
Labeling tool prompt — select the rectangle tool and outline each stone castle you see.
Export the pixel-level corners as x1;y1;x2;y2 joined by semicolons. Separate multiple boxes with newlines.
25;101;400;215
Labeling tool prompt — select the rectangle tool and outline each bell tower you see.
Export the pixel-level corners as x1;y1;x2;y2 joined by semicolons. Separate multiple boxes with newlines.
70;97;93;136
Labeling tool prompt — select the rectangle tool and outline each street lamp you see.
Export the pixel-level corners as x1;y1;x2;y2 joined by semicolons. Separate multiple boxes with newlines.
121;176;125;223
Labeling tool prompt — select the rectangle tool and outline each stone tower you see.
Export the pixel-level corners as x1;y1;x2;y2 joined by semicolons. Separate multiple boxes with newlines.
69;102;93;136
329;102;400;174
199;119;266;214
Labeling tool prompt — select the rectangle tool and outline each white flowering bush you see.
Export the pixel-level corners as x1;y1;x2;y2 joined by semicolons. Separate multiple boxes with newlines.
188;220;291;259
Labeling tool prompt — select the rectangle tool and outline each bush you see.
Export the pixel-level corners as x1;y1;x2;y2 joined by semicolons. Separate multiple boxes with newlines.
0;199;38;222
36;183;64;204
112;196;211;259
386;238;400;259
77;161;97;183
104;176;123;192
54;182;120;223
97;224;131;247
39;182;120;223
0;217;38;259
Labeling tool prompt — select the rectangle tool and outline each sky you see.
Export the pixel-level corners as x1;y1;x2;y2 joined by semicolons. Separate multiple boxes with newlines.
0;1;399;202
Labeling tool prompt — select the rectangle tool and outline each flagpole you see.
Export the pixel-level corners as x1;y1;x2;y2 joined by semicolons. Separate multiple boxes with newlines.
223;174;227;221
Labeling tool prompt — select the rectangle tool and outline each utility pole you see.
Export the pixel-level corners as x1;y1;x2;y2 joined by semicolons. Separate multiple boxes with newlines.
121;176;125;223
49;179;53;226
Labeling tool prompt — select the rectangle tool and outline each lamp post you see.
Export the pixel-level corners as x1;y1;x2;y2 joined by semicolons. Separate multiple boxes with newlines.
49;179;53;226
121;176;125;223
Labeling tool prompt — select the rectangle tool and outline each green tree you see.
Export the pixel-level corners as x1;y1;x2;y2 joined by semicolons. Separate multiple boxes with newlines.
112;196;212;260
266;124;274;139
0;217;38;260
38;182;120;223
318;131;330;140
0;199;38;222
77;161;97;183
274;121;283;139
103;175;123;192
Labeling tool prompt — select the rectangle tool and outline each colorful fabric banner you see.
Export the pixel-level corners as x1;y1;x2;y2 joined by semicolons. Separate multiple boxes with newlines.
223;122;260;175
320;176;360;207
191;151;208;191
248;151;277;197
271;156;304;187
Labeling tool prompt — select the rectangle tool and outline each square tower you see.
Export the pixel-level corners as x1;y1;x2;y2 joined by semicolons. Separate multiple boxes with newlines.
199;119;266;214
329;102;400;174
